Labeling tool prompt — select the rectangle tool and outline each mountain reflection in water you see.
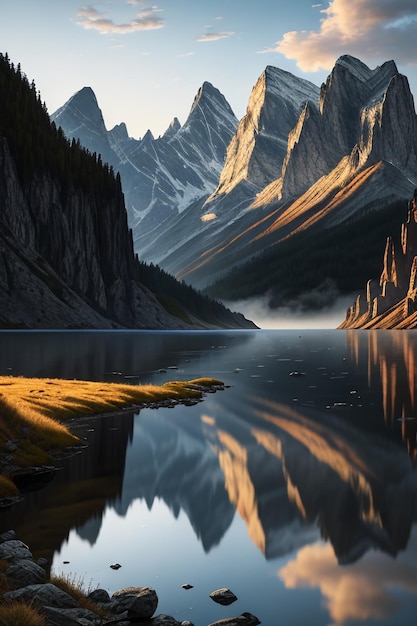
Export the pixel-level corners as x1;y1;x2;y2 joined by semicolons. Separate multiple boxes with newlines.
1;329;417;626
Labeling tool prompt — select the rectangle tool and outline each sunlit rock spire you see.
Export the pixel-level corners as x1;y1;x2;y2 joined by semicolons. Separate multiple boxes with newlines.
340;190;417;328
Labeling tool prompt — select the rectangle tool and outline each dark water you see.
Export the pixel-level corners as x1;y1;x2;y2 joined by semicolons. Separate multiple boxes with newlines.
1;329;417;626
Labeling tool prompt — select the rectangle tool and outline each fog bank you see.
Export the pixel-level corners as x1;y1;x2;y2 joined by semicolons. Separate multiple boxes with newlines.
227;295;353;330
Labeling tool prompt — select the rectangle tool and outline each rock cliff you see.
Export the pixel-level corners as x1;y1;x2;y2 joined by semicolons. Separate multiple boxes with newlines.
340;190;417;329
207;66;319;199
0;136;181;329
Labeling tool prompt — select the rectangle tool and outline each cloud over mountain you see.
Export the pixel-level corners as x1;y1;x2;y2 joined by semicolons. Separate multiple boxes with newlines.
275;0;417;71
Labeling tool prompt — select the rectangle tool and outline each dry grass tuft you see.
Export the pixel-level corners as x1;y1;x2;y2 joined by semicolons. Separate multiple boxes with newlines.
0;601;47;626
50;573;106;617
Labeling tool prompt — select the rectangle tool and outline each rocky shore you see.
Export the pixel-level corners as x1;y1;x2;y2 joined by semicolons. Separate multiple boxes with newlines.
0;531;261;625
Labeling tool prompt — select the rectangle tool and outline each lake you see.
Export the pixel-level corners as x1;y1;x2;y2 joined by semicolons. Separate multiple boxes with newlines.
1;329;417;626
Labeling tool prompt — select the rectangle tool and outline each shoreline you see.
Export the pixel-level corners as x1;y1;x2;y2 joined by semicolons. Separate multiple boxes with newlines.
0;376;225;500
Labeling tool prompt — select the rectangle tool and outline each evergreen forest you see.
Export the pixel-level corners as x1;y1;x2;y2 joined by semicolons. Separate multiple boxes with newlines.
205;199;408;310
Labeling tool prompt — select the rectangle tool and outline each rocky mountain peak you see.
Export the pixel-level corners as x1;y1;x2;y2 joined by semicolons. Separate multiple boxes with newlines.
52;86;104;134
51;86;114;165
183;81;237;138
207;65;320;199
163;117;181;139
108;122;129;144
140;129;155;144
280;55;409;200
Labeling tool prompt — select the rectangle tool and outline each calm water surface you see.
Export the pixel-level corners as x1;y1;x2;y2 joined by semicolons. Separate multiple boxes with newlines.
1;329;417;626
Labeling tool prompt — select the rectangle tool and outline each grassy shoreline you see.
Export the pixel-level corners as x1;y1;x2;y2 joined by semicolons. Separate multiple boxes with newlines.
0;375;224;497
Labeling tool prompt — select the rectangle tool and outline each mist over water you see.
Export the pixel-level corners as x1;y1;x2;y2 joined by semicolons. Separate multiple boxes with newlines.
226;295;354;329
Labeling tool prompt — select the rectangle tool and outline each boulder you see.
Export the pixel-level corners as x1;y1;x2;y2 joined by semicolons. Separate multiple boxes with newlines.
0;529;16;542
6;559;46;588
0;539;32;562
111;586;158;619
147;615;184;625
3;582;79;609
88;588;111;604
42;606;102;625
209;588;238;605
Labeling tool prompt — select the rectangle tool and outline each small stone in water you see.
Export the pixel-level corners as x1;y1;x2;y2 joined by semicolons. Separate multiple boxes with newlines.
181;583;194;590
110;563;122;570
209;587;238;605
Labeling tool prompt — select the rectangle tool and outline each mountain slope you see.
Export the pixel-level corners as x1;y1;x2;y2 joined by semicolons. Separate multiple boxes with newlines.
0;54;254;330
52;81;238;257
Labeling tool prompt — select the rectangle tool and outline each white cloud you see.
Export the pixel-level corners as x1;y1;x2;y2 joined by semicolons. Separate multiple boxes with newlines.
274;0;417;71
76;4;164;34
196;31;235;42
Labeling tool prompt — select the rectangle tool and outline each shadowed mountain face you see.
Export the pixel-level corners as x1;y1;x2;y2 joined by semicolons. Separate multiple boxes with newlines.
53;55;417;309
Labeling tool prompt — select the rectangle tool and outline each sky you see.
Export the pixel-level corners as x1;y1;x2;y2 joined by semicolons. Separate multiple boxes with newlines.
1;0;417;139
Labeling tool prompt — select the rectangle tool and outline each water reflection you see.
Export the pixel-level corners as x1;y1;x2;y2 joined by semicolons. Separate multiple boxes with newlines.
2;329;417;625
346;330;417;460
279;534;417;625
2;410;135;563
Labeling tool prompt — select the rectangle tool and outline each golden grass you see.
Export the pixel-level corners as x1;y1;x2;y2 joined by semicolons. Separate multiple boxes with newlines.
0;375;223;493
0;601;47;626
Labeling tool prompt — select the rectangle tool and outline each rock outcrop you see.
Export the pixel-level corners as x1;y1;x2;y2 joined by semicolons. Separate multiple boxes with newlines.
340;190;417;328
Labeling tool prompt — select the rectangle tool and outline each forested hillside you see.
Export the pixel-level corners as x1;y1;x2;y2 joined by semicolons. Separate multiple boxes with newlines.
206;199;407;310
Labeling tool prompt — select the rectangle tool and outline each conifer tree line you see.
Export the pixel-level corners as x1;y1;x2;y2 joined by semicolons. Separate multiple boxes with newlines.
0;52;120;203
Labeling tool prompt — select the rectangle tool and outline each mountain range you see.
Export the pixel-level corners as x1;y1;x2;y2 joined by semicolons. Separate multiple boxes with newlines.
52;55;417;319
0;53;255;330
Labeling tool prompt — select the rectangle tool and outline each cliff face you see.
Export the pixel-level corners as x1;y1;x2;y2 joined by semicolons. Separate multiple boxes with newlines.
0;137;184;329
207;66;320;199
279;56;415;201
340;190;417;329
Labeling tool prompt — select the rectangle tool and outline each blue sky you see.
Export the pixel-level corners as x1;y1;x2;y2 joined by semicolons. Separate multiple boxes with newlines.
1;0;417;138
